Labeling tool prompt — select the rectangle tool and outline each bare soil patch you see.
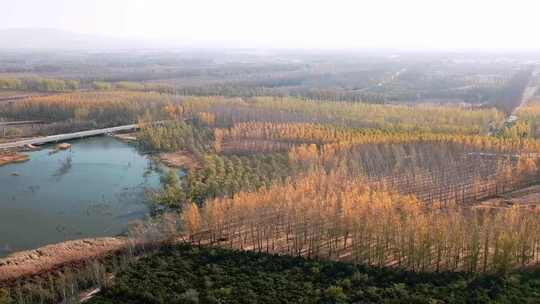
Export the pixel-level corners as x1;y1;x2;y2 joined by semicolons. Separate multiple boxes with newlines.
158;151;198;170
113;132;138;142
473;184;540;210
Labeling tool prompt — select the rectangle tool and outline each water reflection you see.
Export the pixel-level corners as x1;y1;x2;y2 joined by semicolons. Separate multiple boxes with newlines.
28;185;40;193
52;153;73;181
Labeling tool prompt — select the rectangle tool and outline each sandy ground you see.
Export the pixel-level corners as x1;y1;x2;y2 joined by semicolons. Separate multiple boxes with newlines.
56;143;71;150
473;184;540;210
0;153;29;167
113;132;138;142
0;237;128;282
158;151;198;170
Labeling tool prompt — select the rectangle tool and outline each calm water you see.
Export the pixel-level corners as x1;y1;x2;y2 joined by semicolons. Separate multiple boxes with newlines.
0;137;162;257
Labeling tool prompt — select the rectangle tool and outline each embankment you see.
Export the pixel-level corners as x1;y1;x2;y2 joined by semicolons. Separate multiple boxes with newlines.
0;237;128;283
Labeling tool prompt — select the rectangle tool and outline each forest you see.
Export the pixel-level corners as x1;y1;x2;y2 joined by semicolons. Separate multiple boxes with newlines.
1;52;540;303
4;0;540;299
87;244;540;304
129;92;540;275
0;77;79;92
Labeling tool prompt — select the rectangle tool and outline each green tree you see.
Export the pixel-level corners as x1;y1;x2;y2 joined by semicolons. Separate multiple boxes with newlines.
151;170;185;212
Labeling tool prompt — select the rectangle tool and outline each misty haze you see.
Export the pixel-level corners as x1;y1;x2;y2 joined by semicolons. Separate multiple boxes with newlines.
1;1;540;303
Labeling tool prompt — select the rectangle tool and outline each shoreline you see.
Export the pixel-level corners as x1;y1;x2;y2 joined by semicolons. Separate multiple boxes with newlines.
0;134;193;284
112;132;138;142
0;237;129;284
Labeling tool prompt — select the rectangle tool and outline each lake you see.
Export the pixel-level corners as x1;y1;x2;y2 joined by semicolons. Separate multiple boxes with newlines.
0;136;162;257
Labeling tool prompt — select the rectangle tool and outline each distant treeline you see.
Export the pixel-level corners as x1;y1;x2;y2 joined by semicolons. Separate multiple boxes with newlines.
0;75;509;105
1;93;506;136
0;77;177;94
0;77;80;92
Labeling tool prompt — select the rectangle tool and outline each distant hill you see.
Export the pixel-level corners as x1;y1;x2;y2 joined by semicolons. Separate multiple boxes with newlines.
0;28;151;51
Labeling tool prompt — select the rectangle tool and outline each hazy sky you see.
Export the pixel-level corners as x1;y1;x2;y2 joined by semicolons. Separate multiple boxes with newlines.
2;0;540;49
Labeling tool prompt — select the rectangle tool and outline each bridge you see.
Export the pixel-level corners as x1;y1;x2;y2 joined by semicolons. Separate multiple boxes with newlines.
0;124;139;150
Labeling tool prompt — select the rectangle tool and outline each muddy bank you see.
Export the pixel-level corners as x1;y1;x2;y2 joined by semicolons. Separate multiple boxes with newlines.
0;153;29;167
0;237;128;282
48;142;72;154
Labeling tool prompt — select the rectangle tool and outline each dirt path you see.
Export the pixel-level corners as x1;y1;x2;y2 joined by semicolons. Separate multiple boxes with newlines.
352;68;407;92
510;84;538;118
474;184;540;210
